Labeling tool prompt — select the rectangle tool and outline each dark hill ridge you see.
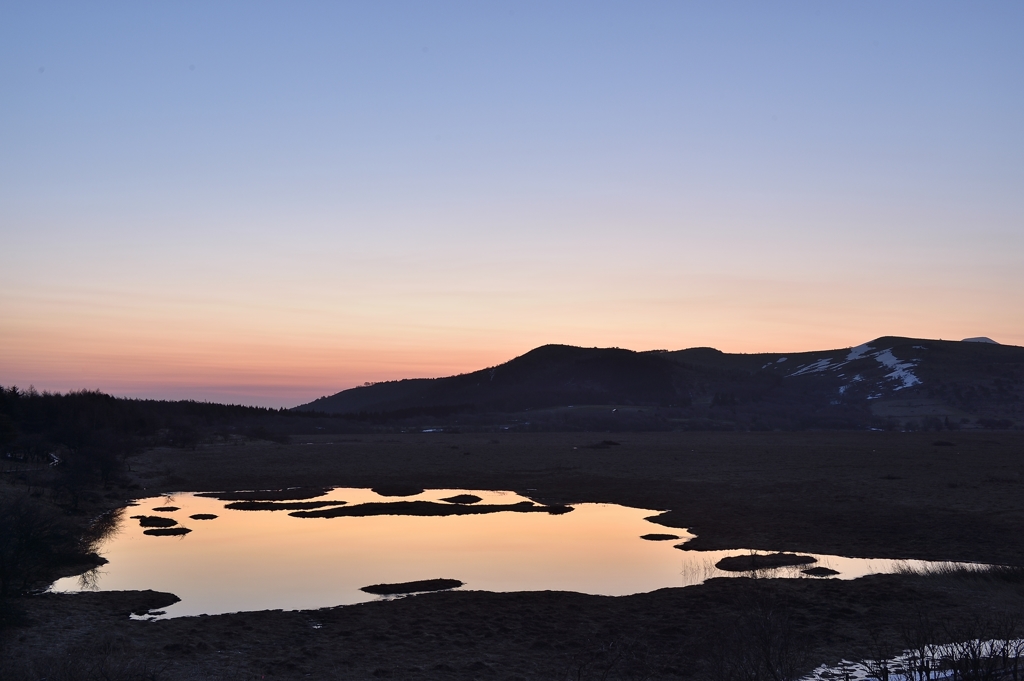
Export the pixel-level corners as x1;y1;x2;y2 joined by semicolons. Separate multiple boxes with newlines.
295;338;1024;431
299;345;684;415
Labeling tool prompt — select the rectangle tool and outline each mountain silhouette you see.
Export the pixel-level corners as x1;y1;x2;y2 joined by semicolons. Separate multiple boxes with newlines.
295;337;1024;430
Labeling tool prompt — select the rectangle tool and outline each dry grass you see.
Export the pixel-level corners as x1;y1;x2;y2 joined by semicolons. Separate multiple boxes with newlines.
3;430;1023;680
893;560;1024;583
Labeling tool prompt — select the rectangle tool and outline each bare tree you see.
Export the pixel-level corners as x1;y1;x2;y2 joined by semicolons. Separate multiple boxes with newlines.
701;588;809;681
0;493;79;598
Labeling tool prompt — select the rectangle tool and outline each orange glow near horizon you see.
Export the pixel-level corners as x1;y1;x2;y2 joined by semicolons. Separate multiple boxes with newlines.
3;192;1022;408
3;259;1021;407
3;4;1023;408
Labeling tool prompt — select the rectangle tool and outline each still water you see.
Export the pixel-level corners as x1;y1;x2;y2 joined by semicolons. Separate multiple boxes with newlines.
50;488;964;618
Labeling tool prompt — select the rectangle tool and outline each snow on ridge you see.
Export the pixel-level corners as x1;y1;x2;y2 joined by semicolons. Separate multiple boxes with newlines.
874;349;901;369
846;343;874;361
874;349;921;390
781;344;923;393
836;374;865;396
789;358;834;376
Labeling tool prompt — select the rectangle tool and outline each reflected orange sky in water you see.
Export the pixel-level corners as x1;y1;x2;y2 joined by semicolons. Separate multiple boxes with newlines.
51;488;966;618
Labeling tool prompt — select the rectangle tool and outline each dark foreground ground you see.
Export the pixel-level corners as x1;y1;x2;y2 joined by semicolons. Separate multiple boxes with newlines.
5;572;1023;681
3;430;1024;680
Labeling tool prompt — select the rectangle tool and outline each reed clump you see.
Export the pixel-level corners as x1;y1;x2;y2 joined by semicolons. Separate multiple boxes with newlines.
893;561;1024;583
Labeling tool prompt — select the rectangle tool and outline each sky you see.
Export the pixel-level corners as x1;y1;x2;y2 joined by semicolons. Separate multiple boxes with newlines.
2;2;1023;407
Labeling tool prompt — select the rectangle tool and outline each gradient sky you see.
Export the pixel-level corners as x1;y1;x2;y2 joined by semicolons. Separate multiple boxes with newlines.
2;2;1023;407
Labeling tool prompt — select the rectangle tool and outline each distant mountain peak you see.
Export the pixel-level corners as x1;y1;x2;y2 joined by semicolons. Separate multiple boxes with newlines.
294;337;1023;431
962;337;999;344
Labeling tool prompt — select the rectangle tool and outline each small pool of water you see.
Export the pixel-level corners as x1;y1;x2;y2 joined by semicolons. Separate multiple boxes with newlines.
50;488;971;618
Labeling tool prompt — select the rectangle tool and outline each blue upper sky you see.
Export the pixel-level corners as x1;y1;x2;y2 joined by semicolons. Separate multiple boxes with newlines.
2;2;1023;405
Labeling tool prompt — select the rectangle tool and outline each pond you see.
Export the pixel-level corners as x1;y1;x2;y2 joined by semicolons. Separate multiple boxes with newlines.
50;487;972;618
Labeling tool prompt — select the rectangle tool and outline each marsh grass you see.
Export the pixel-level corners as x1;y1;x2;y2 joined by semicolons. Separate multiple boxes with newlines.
561;633;652;681
893;561;1024;583
0;635;161;681
820;610;1024;681
679;557;719;586
700;588;811;681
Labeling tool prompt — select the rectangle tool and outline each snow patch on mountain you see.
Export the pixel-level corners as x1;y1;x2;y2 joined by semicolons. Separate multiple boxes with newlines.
783;343;923;395
790;358;835;376
837;374;864;397
874;349;921;390
846;343;874;361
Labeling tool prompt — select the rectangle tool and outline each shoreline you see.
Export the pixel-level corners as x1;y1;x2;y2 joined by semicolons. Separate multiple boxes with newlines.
4;429;1023;679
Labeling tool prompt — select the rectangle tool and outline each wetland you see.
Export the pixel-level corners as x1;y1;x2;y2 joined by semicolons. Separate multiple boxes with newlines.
4;430;1024;680
53;487;981;619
